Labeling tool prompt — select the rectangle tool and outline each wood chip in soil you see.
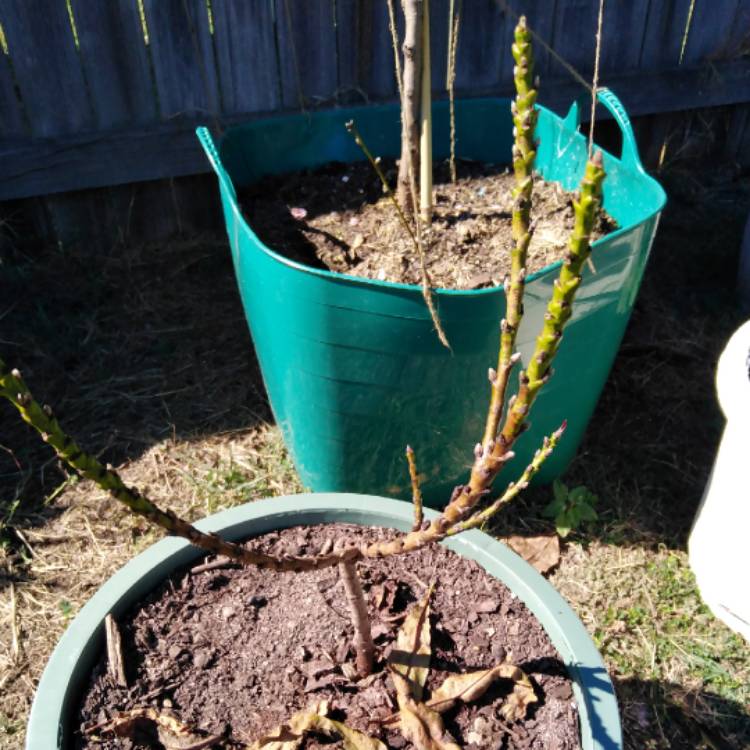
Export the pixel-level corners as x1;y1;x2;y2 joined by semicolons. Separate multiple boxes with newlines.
75;524;581;749
240;159;616;290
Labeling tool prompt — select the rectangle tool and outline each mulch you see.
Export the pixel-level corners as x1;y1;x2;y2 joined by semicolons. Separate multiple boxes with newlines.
240;159;615;290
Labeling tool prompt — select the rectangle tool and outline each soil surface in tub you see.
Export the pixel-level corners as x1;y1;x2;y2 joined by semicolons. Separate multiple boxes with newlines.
239;159;616;290
76;524;582;749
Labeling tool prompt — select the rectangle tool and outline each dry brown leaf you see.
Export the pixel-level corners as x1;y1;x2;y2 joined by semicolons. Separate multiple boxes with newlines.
249;710;386;750
501;683;537;722
90;707;222;749
502;533;561;574
398;699;461;750
388;584;433;701
428;663;537;721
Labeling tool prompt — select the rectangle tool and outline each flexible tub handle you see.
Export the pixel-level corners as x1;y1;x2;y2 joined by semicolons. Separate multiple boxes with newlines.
196;126;237;200
561;88;643;174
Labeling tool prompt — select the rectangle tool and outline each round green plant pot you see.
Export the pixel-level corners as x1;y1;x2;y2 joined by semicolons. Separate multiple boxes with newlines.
27;494;622;749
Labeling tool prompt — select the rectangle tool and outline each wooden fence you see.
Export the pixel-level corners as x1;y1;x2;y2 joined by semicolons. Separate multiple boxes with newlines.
1;0;749;247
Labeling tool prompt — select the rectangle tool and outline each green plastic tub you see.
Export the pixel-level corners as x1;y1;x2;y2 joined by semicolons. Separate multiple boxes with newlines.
198;90;665;506
26;494;621;749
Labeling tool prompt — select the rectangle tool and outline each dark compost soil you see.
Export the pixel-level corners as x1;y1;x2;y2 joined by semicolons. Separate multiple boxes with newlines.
239;160;615;289
76;524;581;749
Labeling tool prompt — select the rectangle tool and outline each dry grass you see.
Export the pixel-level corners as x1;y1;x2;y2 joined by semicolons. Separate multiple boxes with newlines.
552;544;750;749
0;426;300;742
2;160;750;748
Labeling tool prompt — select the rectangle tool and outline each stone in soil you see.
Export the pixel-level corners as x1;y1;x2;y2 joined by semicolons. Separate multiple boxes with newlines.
75;524;581;749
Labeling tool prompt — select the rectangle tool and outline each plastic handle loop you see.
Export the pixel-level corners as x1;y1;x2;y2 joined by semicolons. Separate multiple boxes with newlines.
196;126;237;200
561;88;644;173
595;88;643;173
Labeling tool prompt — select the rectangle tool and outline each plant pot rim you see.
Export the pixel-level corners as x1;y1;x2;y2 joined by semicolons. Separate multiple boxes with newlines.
27;493;622;749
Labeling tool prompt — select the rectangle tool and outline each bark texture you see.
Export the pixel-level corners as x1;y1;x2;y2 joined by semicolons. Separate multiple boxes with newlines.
397;0;423;214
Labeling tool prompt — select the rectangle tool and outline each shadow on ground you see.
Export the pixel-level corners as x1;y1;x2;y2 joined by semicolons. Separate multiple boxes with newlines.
616;676;750;749
504;165;750;548
1;234;270;531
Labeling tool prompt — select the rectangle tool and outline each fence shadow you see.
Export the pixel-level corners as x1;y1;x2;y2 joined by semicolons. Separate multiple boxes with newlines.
0;229;270;526
615;676;750;749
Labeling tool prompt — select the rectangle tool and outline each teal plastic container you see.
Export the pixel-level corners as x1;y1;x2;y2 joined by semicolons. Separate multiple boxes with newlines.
198;90;665;506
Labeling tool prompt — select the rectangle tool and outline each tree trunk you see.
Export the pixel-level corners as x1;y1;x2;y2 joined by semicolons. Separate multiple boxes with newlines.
397;0;423;214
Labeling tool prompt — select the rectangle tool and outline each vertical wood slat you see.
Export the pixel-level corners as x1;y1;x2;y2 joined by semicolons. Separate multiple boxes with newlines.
726;0;750;56
70;0;157;129
639;0;695;68
547;0;598;82
211;0;281;114
143;0;219;119
681;0;743;63
0;49;27;135
427;0;450;93
336;0;399;101
454;0;504;91
334;0;360;98
0;0;93;137
275;0;337;109
599;0;651;73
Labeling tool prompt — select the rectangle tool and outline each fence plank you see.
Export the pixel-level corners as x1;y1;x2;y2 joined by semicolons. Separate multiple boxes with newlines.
727;0;750;56
427;0;450;93
0;49;27;136
143;0;219;119
336;0;398;101
682;0;743;63
2;56;749;202
0;0;93;136
334;0;360;99
211;0;281;114
454;0;504;91
70;0;157;129
275;0;337;109
639;0;695;68
599;0;651;73
547;0;598;83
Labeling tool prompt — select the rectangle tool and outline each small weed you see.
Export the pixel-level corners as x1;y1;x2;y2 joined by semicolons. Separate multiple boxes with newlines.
543;480;598;537
58;599;73;621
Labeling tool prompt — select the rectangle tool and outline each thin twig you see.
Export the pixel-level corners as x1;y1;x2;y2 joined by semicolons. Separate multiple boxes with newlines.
190;556;239;575
446;0;462;183
406;445;423;530
588;0;605;158
345;120;450;349
10;583;21;663
14;527;40;561
386;0;404;105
